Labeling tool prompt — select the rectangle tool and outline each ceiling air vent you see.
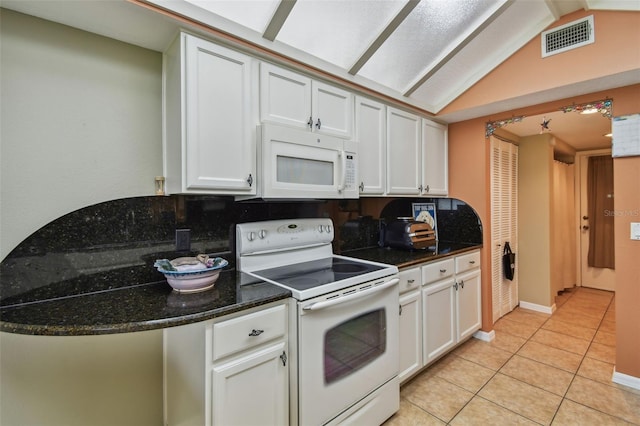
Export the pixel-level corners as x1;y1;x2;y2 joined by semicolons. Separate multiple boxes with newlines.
541;15;594;58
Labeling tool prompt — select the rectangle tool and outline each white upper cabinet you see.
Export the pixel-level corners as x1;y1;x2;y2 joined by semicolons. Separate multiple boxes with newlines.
385;107;449;197
421;119;448;196
260;62;353;139
164;33;257;195
386;107;421;196
355;96;386;195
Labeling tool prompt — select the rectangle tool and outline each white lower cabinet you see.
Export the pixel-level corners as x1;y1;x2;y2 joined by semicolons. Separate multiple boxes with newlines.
212;340;288;426
399;250;482;382
422;277;457;364
164;301;289;426
456;269;482;341
398;267;422;383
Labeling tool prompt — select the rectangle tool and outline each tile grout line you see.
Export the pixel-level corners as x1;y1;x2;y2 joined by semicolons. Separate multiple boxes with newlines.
394;288;627;425
444;296;564;425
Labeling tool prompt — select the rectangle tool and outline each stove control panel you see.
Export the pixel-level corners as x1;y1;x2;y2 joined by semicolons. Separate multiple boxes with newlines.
236;218;334;255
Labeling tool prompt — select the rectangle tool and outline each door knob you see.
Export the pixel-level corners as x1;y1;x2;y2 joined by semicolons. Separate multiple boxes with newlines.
583;216;589;220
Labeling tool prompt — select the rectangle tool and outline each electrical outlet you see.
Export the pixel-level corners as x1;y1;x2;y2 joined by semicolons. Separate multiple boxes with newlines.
175;229;191;251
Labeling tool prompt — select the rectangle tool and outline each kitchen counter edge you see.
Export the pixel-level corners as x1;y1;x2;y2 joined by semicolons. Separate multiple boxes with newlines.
343;243;483;269
0;272;291;337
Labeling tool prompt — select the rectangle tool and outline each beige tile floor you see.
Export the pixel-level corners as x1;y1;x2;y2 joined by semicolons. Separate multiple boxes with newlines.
385;287;640;425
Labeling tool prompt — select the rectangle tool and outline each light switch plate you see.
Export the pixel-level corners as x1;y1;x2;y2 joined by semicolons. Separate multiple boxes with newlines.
631;222;640;240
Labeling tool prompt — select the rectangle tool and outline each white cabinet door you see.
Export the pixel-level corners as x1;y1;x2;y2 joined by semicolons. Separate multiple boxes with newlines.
164;33;257;194
455;269;482;341
355;96;386;195
311;80;353;138
387;107;421;195
212;341;288;426
260;62;312;129
421;119;448;196
422;278;456;365
260;63;353;138
399;289;421;383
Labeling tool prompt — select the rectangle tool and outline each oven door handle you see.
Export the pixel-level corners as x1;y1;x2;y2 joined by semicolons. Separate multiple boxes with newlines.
302;278;399;311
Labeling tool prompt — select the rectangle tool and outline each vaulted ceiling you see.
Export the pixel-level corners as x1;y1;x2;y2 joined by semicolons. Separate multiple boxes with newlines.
2;0;638;149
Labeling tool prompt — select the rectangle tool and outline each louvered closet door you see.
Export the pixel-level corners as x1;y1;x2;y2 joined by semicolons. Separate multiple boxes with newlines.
490;137;518;323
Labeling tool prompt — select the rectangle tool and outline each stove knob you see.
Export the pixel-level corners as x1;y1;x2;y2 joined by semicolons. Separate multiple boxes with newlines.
318;225;324;233
325;225;332;233
258;229;267;239
247;231;256;241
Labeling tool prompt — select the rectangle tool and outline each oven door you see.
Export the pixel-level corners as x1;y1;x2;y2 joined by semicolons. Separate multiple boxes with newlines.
297;276;399;425
260;124;358;199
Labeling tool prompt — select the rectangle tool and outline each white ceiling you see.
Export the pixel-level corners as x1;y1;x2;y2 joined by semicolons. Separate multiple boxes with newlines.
2;0;638;151
496;107;613;151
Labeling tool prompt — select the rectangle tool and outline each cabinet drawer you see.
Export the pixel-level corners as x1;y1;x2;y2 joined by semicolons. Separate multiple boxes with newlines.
399;267;421;294
422;259;455;284
213;304;287;361
455;250;480;274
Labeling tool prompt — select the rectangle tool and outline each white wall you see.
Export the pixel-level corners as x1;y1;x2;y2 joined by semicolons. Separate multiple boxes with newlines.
0;10;164;425
0;9;163;259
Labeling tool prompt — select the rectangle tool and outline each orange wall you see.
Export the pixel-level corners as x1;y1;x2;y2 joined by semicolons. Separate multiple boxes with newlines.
441;10;640;115
448;118;493;328
448;84;640;378
610;86;640;378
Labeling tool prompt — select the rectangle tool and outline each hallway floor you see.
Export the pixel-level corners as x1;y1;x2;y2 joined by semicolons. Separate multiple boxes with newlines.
385;287;640;425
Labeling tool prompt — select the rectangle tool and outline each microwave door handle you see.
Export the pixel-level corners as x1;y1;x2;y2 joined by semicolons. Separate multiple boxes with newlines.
302;278;399;312
337;150;346;193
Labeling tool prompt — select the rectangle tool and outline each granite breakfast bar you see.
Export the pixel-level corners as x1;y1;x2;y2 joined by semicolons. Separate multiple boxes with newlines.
0;269;291;336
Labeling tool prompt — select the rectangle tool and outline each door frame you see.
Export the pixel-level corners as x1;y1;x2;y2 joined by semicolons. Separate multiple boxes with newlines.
574;149;616;290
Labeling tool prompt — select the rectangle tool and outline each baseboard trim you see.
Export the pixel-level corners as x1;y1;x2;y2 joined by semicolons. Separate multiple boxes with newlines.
612;369;640;391
519;300;556;314
473;329;495;342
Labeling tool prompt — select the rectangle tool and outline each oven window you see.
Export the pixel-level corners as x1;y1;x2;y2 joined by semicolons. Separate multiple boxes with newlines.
324;309;386;385
277;155;334;185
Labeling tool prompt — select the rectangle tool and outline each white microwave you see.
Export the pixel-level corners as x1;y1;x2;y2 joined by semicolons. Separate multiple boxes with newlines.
248;124;358;199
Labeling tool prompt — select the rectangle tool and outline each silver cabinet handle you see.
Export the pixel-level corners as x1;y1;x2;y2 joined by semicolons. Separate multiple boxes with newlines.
469;260;476;264
460;280;465;289
246;174;253;187
315;118;321;129
407;279;415;283
248;329;264;337
359;182;364;192
440;269;447;273
307;116;313;128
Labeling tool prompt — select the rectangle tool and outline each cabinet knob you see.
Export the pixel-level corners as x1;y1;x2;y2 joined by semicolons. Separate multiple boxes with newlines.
418;185;423;192
307;116;313;129
440;269;447;273
453;282;458;291
460;280;465;289
315;118;321;129
359;182;364;192
248;329;264;337
425;185;430;192
246;174;253;187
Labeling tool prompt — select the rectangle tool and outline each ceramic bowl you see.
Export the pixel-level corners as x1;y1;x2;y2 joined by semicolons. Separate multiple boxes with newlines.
154;256;228;293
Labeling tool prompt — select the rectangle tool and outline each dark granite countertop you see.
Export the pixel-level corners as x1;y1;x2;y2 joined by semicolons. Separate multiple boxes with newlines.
342;242;482;269
0;270;291;336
